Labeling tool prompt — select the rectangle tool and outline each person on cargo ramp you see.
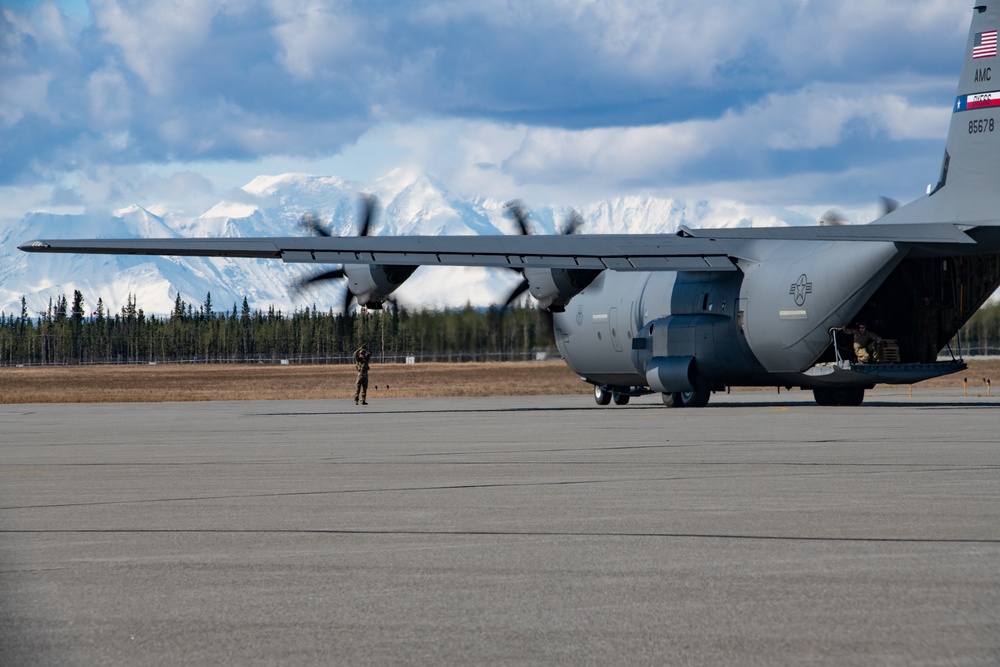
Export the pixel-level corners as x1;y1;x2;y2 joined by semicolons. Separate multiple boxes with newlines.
841;322;882;364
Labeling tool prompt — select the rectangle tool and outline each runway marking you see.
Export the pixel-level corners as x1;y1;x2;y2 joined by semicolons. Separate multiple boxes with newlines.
2;528;998;545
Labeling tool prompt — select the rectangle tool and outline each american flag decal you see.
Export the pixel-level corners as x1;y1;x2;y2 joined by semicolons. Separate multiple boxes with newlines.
973;30;997;59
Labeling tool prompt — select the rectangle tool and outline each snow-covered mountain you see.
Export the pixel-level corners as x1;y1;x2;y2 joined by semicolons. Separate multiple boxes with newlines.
1;169;816;317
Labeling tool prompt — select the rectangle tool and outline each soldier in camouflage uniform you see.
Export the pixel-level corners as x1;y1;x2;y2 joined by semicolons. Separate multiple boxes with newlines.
841;322;882;364
353;344;372;405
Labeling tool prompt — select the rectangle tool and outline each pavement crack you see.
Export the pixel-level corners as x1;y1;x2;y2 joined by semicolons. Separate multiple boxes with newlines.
1;528;997;545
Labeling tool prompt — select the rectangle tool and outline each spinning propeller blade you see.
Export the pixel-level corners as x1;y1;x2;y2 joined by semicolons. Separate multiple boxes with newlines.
500;203;583;310
291;196;378;313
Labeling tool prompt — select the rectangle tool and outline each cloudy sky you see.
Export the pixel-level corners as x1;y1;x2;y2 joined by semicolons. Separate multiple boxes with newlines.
0;0;975;224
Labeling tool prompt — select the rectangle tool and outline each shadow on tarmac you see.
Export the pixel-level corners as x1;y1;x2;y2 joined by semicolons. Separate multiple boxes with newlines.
255;398;999;416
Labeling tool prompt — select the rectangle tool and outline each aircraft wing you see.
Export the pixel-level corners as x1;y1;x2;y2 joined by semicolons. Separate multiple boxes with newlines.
17;221;988;272
19;233;741;272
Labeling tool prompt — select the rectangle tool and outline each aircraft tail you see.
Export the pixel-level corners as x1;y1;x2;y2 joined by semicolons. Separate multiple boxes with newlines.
892;2;1000;224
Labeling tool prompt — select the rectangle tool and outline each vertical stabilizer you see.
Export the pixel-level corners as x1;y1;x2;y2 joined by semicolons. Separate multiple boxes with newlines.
892;3;1000;224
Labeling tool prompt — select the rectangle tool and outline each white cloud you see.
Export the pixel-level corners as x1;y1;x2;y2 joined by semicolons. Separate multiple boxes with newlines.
91;0;228;96
495;84;950;186
572;1;768;82
0;0;971;217
374;120;528;199
873;95;951;141
86;60;132;127
269;0;371;80
0;72;53;127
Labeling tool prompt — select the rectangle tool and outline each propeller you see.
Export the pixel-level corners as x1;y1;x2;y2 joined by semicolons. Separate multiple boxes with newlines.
501;201;533;309
500;202;584;310
292;195;377;315
878;196;899;217
560;210;583;236
819;209;847;226
820;197;900;227
506;200;532;236
298;211;331;237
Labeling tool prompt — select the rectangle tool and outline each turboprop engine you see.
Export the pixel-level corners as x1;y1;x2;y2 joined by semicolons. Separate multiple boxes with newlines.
293;196;417;312
521;267;603;312
341;263;417;309
502;202;601;312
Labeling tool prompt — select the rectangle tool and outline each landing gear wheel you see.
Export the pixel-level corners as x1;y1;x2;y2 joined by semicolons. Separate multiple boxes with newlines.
813;388;836;406
813;387;865;406
661;392;681;408
612;390;630;405
837;387;865;406
679;387;711;408
594;385;612;406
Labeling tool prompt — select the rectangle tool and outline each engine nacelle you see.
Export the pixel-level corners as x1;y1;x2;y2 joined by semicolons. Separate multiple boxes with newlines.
523;267;602;312
344;263;417;309
644;355;697;393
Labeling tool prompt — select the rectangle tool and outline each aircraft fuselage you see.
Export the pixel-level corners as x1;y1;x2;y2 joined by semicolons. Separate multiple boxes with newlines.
552;237;993;397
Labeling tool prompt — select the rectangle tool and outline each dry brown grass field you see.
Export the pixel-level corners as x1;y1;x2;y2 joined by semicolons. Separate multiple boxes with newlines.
1;359;998;404
0;361;591;404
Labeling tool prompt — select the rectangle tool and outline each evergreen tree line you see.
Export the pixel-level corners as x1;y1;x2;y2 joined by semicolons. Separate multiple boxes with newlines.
0;291;557;366
6;289;997;366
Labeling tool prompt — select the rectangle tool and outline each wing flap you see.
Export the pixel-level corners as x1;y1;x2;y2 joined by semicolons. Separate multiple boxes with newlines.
679;222;977;244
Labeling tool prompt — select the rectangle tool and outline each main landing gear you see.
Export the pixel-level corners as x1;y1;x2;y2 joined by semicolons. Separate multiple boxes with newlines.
812;386;866;406
593;384;712;407
660;387;711;408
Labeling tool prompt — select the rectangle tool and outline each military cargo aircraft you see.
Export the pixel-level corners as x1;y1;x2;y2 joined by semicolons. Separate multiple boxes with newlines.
20;2;1000;407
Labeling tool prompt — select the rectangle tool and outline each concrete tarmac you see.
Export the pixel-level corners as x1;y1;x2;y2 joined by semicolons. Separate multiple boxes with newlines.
1;388;998;666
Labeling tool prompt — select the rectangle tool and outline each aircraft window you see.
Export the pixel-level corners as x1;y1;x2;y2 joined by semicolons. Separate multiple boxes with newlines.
702;294;709;310
597;331;602;340
649;323;655;334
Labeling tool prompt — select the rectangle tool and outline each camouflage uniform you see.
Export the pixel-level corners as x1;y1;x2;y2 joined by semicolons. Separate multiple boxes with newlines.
842;325;882;364
353;345;372;405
